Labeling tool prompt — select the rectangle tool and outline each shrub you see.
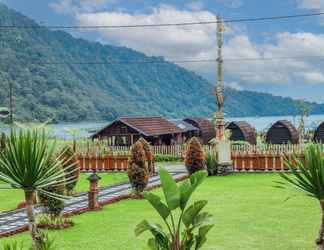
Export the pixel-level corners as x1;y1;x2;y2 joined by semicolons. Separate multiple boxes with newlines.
38;160;66;217
185;137;206;175
135;169;214;249
60;146;80;195
138;138;154;175
205;150;218;176
37;214;74;230
154;154;182;162
127;141;149;195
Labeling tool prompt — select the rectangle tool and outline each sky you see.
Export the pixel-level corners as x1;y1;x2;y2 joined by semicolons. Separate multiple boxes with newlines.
2;0;324;103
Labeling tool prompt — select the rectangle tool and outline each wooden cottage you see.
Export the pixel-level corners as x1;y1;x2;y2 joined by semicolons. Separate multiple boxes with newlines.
91;117;184;146
183;118;215;144
226;121;257;145
266;120;299;144
313;121;324;142
170;120;200;142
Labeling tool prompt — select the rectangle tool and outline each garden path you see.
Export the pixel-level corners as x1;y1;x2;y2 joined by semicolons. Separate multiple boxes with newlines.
0;168;187;237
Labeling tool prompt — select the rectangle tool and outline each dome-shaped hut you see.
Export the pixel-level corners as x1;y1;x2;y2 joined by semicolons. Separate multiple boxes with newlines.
183;118;215;144
313;121;324;142
225;121;257;145
266;120;299;144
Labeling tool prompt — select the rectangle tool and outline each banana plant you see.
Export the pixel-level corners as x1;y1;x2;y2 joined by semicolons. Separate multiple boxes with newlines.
135;169;213;250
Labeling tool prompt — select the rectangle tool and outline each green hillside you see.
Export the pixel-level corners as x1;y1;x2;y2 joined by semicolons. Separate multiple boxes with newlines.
0;3;323;122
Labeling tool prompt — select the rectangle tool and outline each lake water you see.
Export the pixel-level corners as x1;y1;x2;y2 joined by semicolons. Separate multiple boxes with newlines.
3;114;324;139
49;114;324;139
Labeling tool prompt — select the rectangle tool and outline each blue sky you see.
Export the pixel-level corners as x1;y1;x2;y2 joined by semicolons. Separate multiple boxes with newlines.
3;0;324;103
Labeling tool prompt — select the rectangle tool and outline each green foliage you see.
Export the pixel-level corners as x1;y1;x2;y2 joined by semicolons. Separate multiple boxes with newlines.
38;232;58;250
0;128;75;250
185;137;206;175
60;146;80;194
0;3;323;122
135;169;213;250
154;154;182;162
0;241;24;250
278;144;324;249
205;151;218;176
278;144;324;199
127;141;149;194
36;214;73;230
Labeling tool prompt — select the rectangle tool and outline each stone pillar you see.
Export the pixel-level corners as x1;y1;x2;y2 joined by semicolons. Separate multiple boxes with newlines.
87;171;102;210
217;140;233;175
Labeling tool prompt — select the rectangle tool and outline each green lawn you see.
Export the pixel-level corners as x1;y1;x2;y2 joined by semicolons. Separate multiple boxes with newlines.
0;172;128;212
1;173;319;250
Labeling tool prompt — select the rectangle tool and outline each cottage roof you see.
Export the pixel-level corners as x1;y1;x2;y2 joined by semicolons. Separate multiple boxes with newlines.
183;118;215;144
92;116;184;138
170;120;199;132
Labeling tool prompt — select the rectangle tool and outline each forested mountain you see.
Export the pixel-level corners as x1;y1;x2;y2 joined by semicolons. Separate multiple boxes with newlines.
0;3;323;122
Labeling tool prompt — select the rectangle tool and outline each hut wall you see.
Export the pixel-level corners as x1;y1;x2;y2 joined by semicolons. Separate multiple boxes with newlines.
314;122;324;142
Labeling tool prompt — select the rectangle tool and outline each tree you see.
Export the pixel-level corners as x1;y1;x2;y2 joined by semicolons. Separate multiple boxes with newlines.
0;128;75;250
138;137;154;175
127;141;149;196
135;169;213;250
184;137;206;175
278;144;324;250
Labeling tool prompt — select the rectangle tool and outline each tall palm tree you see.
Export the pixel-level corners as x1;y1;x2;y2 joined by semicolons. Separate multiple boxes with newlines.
0;128;76;250
278;144;324;250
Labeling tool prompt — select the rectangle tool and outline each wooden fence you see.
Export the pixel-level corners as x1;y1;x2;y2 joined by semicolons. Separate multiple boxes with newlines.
71;141;317;173
68;140;312;156
76;153;156;173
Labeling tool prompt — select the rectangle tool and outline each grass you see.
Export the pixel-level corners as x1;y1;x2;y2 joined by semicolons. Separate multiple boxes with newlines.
1;173;319;250
0;172;128;212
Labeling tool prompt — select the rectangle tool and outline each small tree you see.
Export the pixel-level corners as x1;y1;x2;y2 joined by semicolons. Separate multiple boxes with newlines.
138;137;154;175
60;146;80;195
185;137;206;175
278;144;324;250
135;169;213;250
0;128;76;250
128;141;149;195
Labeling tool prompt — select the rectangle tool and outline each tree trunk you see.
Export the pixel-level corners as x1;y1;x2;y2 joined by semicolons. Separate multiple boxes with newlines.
171;232;181;250
25;190;42;250
317;200;324;250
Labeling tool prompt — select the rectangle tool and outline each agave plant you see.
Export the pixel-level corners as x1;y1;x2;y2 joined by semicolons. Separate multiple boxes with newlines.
278;144;324;250
0;128;76;250
135;169;213;250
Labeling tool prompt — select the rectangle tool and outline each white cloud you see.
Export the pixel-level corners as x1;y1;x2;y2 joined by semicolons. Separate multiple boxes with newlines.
52;3;324;89
76;5;217;59
301;71;324;83
222;32;324;85
297;0;324;9
49;0;116;14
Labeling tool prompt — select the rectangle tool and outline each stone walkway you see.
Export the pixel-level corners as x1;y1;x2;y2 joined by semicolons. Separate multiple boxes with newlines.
0;171;187;237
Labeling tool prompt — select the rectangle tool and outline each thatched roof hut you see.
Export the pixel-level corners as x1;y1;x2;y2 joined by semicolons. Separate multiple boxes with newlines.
226;121;257;145
266;120;299;144
313;121;324;142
